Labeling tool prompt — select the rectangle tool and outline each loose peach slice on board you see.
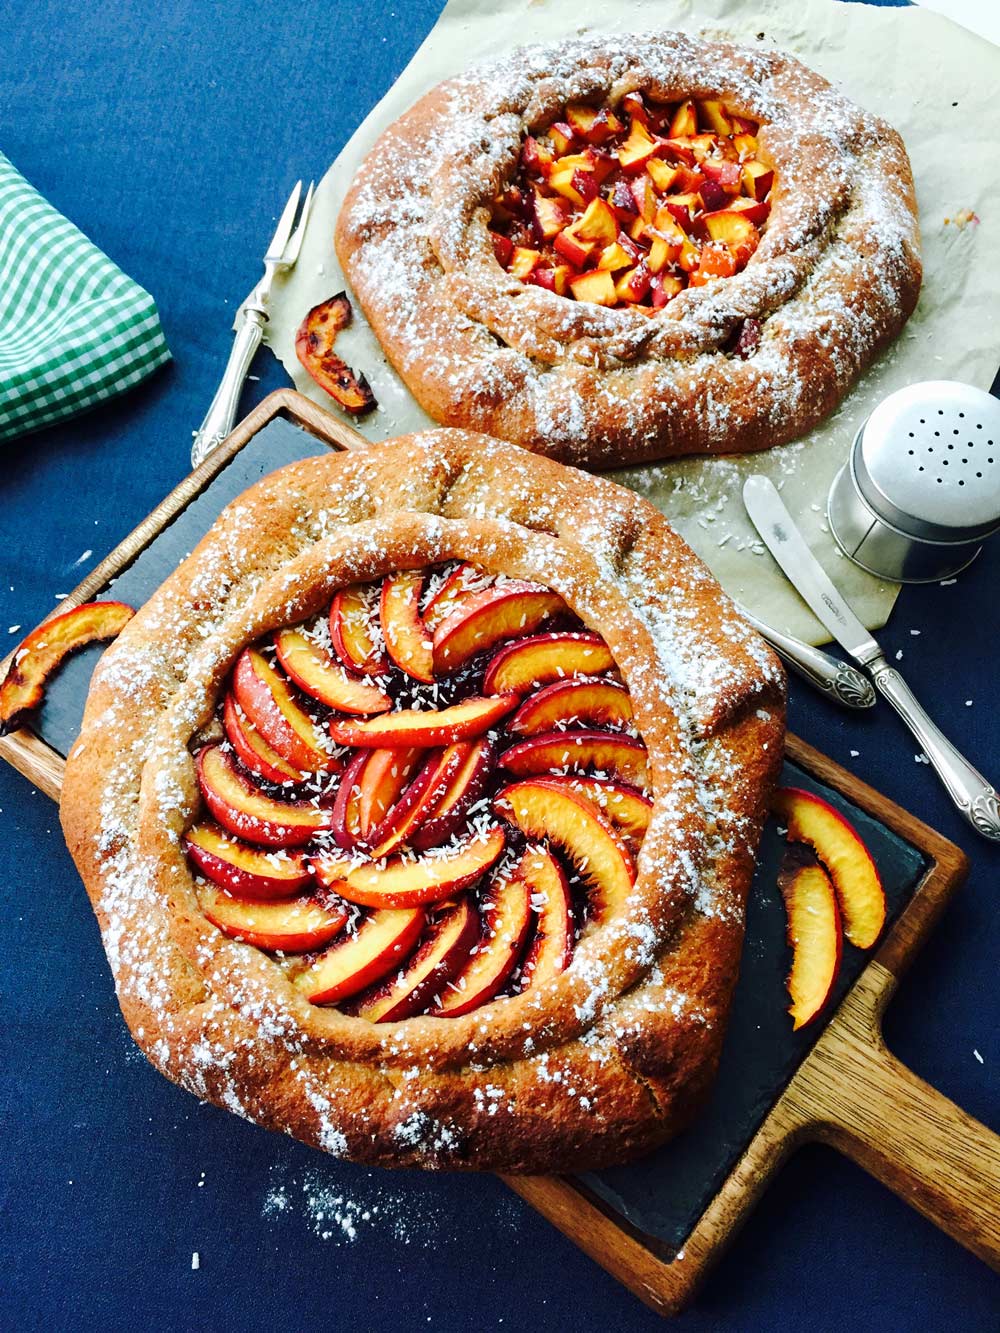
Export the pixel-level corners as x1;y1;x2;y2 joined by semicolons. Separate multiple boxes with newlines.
410;737;494;851
508;677;633;735
380;571;434;682
347;900;479;1022
500;728;648;788
772;787;886;949
312;827;506;909
329;584;387;677
274;628;391;715
222;693;302;785
232;648;335;773
529;774;652;849
184;822;313;899
432;583;566;674
367;744;469;859
429;861;533;1016
197;883;348;953
0;600;134;734
329;695;517;749
497;779;635;925
518;845;574;990
779;860;843;1029
292;907;426;1005
197;745;332;848
482;631;615;695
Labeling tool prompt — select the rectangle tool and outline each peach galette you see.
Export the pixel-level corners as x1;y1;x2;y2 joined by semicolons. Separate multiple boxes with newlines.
61;430;785;1172
335;31;920;466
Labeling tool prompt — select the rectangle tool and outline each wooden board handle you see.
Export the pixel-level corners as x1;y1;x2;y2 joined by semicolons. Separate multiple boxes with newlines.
797;969;1000;1269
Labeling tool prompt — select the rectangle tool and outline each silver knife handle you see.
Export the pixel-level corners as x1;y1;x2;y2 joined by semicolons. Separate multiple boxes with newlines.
867;654;1000;841
741;613;875;709
191;309;265;468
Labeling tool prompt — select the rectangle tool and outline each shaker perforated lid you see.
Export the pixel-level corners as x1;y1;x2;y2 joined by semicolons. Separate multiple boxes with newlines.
854;380;1000;543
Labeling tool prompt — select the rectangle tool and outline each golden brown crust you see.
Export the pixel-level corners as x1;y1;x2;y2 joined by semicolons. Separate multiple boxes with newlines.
60;430;785;1172
335;31;921;468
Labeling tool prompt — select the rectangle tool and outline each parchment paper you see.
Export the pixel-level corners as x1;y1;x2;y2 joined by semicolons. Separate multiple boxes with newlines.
266;0;1000;645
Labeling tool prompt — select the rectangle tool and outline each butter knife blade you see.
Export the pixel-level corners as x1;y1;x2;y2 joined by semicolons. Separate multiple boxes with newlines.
742;476;880;662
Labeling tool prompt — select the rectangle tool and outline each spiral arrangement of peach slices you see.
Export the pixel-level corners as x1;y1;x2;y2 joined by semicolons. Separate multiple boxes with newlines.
489;92;774;312
185;563;652;1022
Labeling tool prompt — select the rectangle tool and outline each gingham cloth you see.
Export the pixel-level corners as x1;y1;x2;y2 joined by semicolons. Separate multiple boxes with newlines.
0;152;170;441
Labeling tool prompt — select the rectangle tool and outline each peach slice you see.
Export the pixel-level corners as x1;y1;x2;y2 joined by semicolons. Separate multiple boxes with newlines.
197;883;347;953
329;694;517;749
222;693;302;785
517;845;574;990
410;737;494;851
312;827;506;909
232;648;334;773
197;745;332;847
698;99;733;136
742;159;774;201
184;822;313;899
704;209;759;257
347;900;479;1022
274;628;391;715
528;774;652;849
432;583;566;674
329;584;387;677
0;600;134;734
355;746;424;836
779;861;843;1029
421;563;488;634
508;677;633;736
295;295;377;416
367;744;469;859
496;778;635;925
329;749;371;850
772;787;886;949
669;100;698;138
380;571;434;683
291;907;426;1005
429;862;533;1016
482;631;615;695
500;728;648;788
569;270;618;306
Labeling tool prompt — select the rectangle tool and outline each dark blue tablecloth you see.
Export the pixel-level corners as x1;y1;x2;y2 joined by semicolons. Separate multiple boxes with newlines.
2;3;997;1329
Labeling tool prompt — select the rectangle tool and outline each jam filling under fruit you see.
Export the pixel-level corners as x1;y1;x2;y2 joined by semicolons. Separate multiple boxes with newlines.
185;563;650;1023
489;93;774;310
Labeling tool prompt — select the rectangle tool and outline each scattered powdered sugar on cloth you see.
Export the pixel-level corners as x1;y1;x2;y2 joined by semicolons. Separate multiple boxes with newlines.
265;0;1000;646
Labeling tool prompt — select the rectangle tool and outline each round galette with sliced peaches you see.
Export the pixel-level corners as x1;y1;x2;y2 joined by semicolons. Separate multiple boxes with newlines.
187;563;652;1022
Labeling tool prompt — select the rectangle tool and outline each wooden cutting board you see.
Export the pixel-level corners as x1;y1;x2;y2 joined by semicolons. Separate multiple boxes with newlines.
2;390;997;1316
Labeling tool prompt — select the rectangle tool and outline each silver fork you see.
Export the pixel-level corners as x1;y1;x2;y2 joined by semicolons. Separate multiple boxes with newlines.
191;179;316;468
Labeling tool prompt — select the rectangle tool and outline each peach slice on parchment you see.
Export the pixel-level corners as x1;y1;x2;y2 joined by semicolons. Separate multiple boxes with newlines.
508;676;633;735
0;600;134;734
346;900;480;1022
295;293;377;416
328;695;517;749
184;822;313;899
778;859;843;1029
432;583;566;674
274;628;391;715
482;631;615;695
291;907;427;1005
222;693;303;785
197;745;333;848
517;844;574;990
497;778;635;926
772;787;886;949
429;860;533;1016
197;882;348;952
311;826;506;909
500;728;649;789
232;648;336;773
329;584;388;677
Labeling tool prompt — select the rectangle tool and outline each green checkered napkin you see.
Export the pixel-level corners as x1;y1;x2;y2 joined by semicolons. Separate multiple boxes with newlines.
0;151;170;441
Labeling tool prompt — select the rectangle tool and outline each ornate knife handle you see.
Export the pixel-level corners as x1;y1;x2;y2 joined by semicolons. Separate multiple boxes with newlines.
191;308;266;468
866;654;1000;841
740;612;876;709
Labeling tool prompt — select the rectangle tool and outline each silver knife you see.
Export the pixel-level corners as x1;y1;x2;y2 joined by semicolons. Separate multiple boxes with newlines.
743;474;1000;841
736;604;875;709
